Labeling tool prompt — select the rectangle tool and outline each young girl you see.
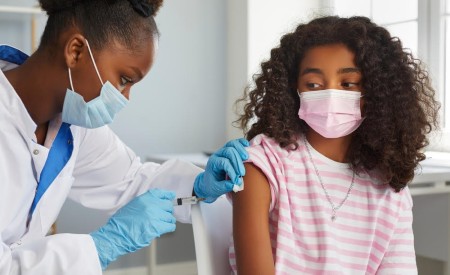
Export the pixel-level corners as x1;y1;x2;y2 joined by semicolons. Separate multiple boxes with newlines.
230;16;440;274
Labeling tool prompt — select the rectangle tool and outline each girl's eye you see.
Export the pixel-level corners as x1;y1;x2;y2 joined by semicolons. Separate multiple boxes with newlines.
342;82;359;88
306;83;321;89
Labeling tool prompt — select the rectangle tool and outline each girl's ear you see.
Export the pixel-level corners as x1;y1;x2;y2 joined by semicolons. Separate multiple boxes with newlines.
64;34;87;69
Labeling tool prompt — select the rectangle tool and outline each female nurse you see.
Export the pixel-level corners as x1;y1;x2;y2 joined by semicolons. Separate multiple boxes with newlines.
0;0;248;273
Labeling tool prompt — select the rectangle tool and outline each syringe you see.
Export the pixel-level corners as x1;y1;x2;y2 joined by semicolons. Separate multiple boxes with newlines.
173;177;244;206
173;196;205;206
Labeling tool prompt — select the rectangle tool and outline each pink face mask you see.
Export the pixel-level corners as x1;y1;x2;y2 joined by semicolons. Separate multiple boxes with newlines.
298;89;364;138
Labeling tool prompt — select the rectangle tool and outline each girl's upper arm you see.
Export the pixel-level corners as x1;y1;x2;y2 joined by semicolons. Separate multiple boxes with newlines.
232;162;274;275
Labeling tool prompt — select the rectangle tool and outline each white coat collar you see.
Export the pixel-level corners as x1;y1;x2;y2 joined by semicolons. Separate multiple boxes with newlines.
0;45;37;139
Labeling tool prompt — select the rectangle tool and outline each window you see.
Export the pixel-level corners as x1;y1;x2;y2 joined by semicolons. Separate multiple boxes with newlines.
334;0;418;55
331;0;448;150
444;0;450;129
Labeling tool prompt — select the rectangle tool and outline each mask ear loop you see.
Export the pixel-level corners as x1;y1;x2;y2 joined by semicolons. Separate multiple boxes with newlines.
84;39;104;85
68;68;75;91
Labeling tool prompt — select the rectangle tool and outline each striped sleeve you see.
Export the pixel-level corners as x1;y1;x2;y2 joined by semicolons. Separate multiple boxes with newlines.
377;187;417;275
244;135;281;211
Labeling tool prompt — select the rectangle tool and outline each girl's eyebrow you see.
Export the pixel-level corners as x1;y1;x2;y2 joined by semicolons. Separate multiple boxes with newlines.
300;67;360;76
338;67;360;74
300;68;323;76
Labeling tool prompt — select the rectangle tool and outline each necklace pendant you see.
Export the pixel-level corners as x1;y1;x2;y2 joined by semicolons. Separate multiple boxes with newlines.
331;214;336;222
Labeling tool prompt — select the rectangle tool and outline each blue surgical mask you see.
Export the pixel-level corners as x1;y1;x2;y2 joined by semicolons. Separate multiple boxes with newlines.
62;39;128;128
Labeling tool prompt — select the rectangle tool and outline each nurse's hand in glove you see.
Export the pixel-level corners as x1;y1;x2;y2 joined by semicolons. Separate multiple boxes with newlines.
90;189;176;270
194;138;249;203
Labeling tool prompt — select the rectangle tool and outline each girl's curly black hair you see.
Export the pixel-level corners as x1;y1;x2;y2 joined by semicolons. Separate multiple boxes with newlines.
236;16;440;192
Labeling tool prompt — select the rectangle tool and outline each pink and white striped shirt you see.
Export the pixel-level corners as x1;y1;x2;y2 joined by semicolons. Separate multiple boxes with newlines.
229;134;417;274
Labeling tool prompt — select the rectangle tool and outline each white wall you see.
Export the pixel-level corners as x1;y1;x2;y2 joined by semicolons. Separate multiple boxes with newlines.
247;0;324;77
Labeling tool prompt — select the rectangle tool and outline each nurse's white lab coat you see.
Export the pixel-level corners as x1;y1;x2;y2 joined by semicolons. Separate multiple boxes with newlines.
0;47;202;274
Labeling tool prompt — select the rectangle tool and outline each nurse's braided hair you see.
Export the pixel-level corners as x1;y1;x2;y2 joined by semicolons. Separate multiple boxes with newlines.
38;0;163;50
236;16;440;192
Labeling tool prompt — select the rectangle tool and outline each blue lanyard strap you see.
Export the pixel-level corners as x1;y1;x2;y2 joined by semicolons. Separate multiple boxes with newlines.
30;123;73;215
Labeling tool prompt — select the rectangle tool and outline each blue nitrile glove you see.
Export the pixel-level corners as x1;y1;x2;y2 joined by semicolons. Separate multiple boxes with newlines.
194;138;249;203
90;189;176;270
